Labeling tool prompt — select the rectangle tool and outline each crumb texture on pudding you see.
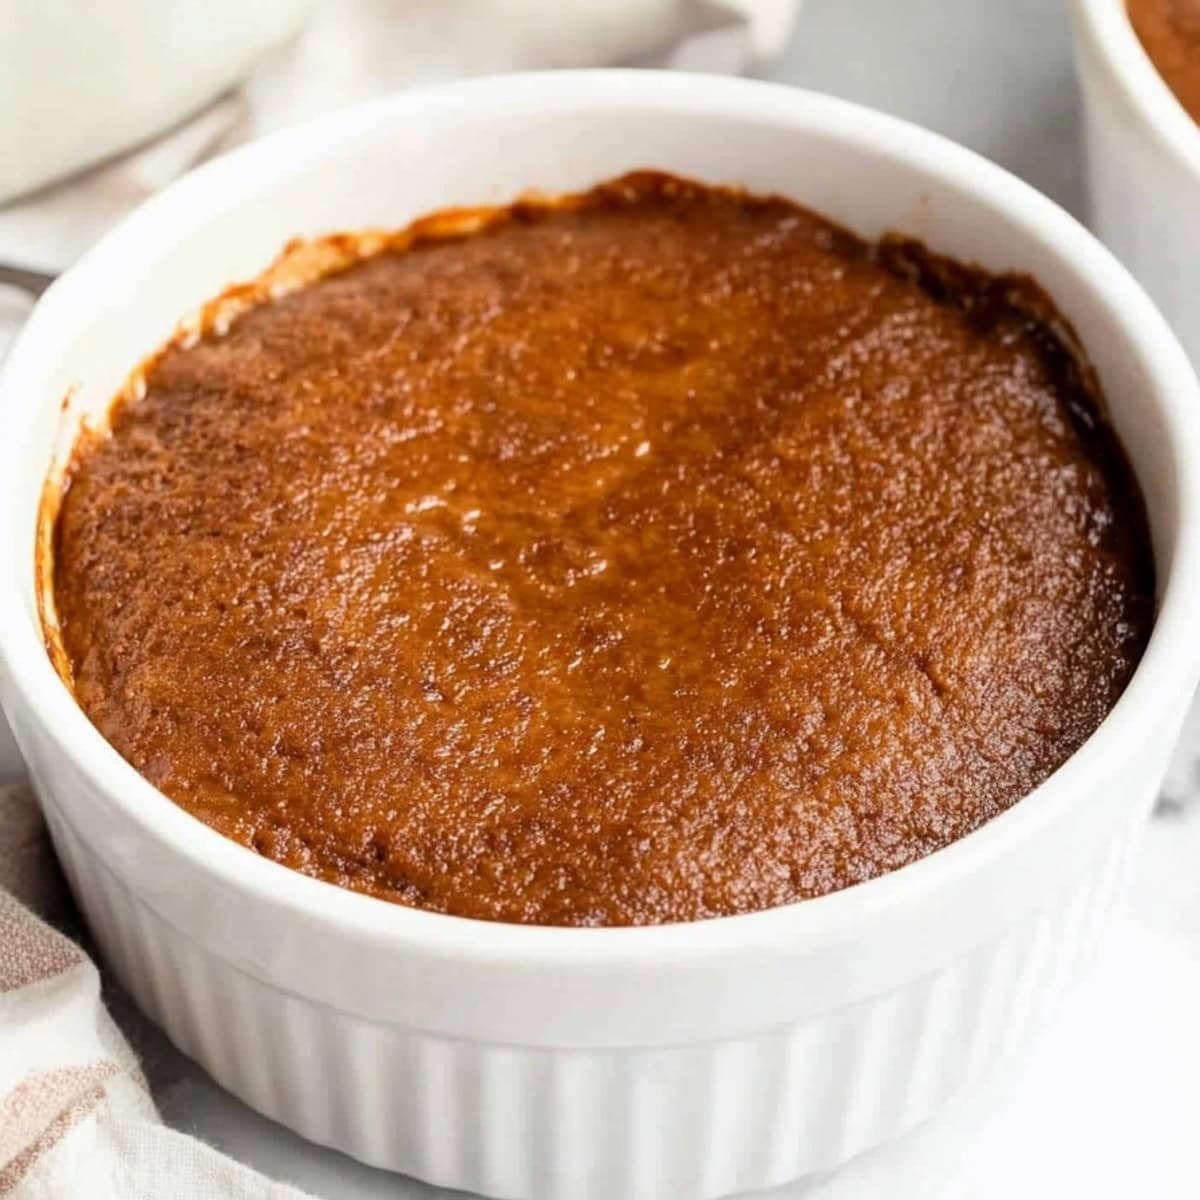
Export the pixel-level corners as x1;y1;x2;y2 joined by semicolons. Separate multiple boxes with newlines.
52;172;1153;926
1129;0;1200;124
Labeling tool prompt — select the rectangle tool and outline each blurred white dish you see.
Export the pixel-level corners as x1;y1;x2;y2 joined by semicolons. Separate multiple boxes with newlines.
1071;0;1200;363
0;0;314;203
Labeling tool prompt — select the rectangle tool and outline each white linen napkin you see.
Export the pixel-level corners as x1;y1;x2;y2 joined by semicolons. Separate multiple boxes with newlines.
0;780;314;1198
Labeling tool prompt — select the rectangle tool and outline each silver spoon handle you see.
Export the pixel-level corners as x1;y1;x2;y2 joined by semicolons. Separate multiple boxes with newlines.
0;263;56;298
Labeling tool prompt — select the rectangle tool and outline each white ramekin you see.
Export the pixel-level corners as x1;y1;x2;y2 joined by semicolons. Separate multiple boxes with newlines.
1072;0;1200;364
1;72;1199;1200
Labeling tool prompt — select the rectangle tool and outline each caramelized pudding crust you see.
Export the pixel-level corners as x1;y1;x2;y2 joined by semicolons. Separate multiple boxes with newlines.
1129;0;1200;124
52;173;1153;926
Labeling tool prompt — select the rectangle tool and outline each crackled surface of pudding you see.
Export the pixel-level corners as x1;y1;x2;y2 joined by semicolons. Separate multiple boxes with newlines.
51;173;1154;926
1129;0;1200;123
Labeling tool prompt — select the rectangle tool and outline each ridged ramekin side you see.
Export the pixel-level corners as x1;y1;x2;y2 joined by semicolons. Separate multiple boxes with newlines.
39;788;1138;1200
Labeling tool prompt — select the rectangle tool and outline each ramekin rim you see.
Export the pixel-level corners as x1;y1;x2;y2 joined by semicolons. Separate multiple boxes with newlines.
2;69;1199;966
1075;0;1200;181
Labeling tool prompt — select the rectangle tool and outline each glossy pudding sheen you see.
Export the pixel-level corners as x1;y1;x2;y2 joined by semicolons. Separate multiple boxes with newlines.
49;173;1154;926
1129;0;1200;123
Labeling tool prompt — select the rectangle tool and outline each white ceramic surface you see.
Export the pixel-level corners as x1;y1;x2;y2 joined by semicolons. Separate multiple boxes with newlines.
1;72;1199;1200
1071;0;1200;364
0;0;314;203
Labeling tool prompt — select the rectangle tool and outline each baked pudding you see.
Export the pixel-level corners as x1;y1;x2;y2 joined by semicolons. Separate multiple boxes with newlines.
46;172;1153;926
1128;0;1200;124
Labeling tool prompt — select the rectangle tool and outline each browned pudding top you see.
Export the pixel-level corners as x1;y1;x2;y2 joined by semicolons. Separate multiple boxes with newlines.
51;173;1153;927
1129;0;1200;124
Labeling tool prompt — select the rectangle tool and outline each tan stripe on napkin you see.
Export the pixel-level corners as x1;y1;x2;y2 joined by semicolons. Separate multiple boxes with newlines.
0;893;81;993
0;1062;119;1190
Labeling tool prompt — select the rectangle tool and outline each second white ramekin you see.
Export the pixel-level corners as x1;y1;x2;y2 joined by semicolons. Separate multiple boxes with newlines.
2;73;1199;1199
1072;0;1200;364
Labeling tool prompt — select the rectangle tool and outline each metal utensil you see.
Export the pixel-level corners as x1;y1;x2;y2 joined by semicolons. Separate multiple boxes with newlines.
0;264;56;298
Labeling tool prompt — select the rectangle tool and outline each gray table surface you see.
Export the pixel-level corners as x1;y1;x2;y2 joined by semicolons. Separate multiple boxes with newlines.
5;1;1199;1196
